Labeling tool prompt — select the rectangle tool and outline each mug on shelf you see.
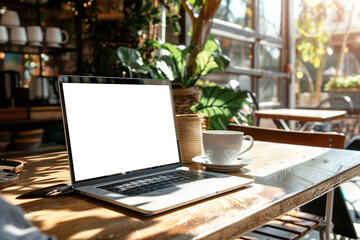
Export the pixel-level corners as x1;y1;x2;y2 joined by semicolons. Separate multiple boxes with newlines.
10;26;27;45
1;10;20;27
27;25;43;46
45;27;69;47
0;26;8;44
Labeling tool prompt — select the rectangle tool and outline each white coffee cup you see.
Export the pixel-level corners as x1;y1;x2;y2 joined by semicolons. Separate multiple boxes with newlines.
0;26;8;44
27;26;43;46
203;130;254;165
10;26;27;45
1;10;20;27
45;27;69;47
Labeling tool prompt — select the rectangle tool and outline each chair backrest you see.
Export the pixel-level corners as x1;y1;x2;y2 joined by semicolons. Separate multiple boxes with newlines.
239;90;259;126
346;135;360;150
228;124;346;149
317;95;354;115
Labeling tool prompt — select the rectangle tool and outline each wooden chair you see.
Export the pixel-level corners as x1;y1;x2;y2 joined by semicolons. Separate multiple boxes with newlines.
228;124;357;240
228;124;346;149
304;95;354;134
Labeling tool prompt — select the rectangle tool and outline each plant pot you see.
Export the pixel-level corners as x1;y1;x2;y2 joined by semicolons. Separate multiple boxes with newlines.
172;87;201;114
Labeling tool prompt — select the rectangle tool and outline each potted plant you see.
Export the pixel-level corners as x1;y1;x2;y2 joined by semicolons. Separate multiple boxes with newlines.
324;75;360;91
324;75;360;111
116;42;253;129
117;35;230;111
115;0;253;129
163;0;227;114
113;0;229;112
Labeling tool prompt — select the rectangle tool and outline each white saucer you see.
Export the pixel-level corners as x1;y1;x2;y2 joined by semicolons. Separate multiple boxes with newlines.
192;156;255;172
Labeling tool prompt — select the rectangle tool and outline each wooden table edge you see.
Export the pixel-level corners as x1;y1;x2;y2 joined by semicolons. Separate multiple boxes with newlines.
196;162;360;239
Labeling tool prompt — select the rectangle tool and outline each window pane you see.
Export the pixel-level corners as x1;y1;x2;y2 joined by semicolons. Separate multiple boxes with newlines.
229;75;252;90
260;46;281;71
215;0;252;28
215;35;253;68
259;78;280;103
205;73;251;90
259;0;282;37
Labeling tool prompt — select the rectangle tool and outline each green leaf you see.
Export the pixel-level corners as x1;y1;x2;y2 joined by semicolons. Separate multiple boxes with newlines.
313;56;321;68
203;36;221;53
171;15;180;21
195;51;230;76
160;43;187;84
116;46;143;68
172;22;181;33
191;86;252;129
188;0;203;8
212;53;231;71
181;44;195;57
142;1;153;12
195;50;213;74
155;60;174;80
145;39;162;49
150;7;161;16
161;43;183;64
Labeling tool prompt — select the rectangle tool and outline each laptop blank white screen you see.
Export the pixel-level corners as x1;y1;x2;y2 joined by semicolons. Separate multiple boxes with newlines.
62;83;180;182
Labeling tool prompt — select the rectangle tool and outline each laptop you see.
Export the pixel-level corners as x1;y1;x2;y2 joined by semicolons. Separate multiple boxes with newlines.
58;75;253;216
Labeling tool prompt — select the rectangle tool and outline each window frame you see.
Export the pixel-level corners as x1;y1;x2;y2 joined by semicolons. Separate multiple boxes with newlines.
204;0;293;108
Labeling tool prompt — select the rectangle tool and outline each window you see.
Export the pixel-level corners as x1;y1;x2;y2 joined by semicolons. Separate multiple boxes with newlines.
260;45;281;71
208;0;291;108
259;0;282;37
215;0;252;28
259;78;281;103
215;35;253;68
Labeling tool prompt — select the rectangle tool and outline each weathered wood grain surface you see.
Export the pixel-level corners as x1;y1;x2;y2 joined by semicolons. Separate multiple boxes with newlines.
2;141;360;240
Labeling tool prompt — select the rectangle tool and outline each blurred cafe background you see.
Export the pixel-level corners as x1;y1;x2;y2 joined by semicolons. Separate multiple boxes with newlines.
0;0;360;156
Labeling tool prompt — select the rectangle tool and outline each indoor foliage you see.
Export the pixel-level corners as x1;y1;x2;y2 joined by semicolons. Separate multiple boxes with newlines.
116;36;230;88
191;86;252;129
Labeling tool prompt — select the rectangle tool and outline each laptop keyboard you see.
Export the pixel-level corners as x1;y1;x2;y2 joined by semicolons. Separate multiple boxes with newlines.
99;170;213;196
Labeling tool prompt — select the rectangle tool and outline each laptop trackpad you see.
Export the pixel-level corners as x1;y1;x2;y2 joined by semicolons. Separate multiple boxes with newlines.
158;181;226;200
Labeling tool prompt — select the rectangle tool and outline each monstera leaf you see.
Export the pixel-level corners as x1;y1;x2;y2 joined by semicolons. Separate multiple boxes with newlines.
117;46;150;77
191;86;252;130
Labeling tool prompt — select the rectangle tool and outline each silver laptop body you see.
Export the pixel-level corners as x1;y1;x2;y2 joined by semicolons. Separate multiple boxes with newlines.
58;75;253;216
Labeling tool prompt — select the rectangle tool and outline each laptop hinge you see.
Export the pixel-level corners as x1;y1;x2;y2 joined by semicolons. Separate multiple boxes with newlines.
73;163;182;188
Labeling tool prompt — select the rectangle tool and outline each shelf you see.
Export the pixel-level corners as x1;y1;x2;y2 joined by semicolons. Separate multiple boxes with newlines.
30;106;62;120
1;0;65;7
0;106;62;125
0;108;28;121
0;44;77;55
98;13;124;21
57;12;76;20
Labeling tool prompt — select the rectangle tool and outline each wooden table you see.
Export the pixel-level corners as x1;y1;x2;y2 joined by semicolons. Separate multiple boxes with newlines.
255;108;347;130
2;141;360;240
